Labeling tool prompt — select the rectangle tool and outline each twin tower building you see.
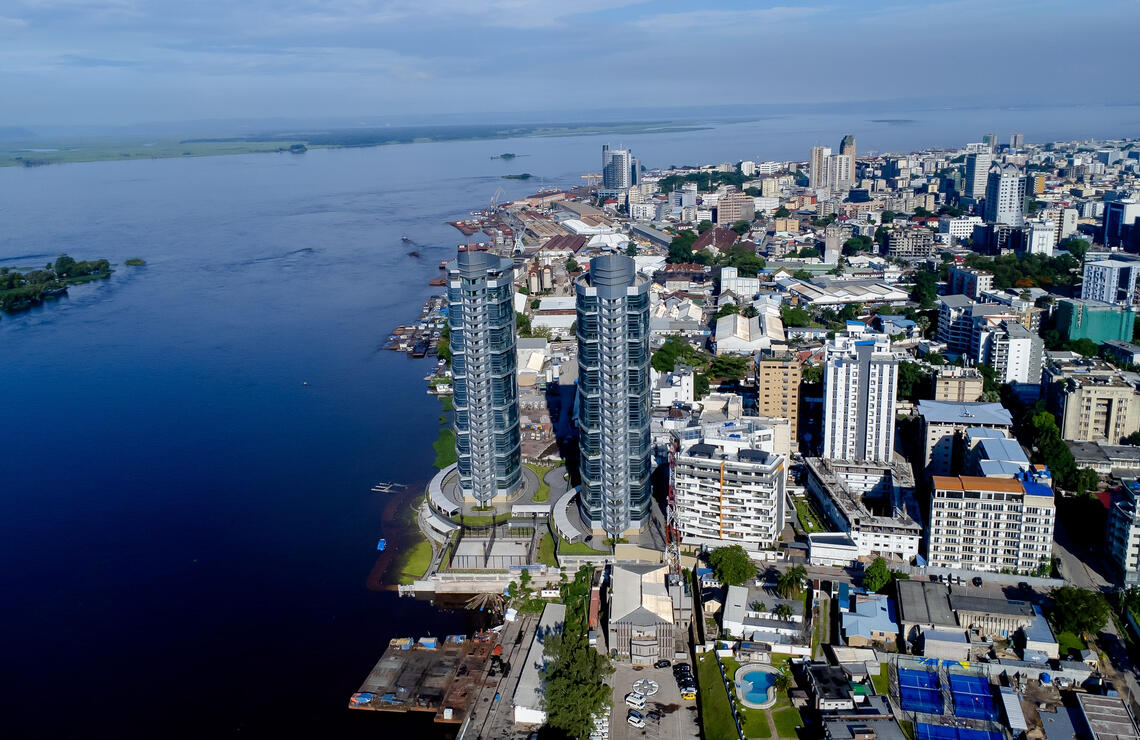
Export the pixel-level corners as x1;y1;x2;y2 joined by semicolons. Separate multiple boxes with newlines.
446;250;651;538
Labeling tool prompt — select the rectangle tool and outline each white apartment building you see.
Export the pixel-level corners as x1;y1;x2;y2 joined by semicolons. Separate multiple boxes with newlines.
1023;220;1056;256
927;474;1056;574
1107;480;1140;586
629;202;661;221
719;266;761;298
984;321;1044;385
1082;259;1139;307
947;266;993;299
822;326;898;462
984;165;1026;226
939;216;984;242
652;365;694;407
672;430;786;552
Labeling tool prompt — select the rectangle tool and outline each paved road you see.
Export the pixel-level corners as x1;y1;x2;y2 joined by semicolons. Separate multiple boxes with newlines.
1053;516;1140;715
609;663;700;740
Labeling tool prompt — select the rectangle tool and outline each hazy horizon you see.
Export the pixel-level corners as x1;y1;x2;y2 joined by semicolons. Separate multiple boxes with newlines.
2;0;1137;129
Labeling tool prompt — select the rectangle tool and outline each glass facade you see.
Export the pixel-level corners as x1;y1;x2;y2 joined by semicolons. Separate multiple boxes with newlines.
447;251;521;505
575;254;651;536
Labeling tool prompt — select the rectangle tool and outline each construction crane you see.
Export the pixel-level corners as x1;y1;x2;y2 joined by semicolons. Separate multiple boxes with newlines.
489;186;505;212
581;173;601;188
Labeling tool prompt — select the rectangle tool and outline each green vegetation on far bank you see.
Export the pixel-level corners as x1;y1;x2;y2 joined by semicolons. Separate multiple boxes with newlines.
124;258;147;266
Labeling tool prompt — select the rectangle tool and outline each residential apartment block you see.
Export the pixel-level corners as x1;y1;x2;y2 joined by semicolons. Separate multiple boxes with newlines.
822;326;898;463
1044;356;1140;444
755;351;803;441
672;430;787;552
927;474;1056;573
917;400;1014;477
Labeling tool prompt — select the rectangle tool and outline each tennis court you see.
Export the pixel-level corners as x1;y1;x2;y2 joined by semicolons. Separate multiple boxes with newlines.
949;674;999;721
899;669;943;715
917;724;1003;740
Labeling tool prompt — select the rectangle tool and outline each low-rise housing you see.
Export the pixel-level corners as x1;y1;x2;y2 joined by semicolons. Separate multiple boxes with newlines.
607;563;675;665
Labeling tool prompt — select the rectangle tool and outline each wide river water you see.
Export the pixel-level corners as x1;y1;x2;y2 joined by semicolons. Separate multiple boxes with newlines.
1;105;1137;738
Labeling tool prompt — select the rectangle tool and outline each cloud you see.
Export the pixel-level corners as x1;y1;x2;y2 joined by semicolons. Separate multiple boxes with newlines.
59;53;141;67
0;15;29;33
633;5;825;33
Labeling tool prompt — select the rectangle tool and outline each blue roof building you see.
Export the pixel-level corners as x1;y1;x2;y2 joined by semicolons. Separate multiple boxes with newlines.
842;594;899;647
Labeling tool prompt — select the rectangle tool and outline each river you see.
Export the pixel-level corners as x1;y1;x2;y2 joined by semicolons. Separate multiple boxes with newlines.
1;104;1137;738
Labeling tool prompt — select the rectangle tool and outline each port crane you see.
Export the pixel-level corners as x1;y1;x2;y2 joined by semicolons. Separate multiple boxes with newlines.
581;173;601;187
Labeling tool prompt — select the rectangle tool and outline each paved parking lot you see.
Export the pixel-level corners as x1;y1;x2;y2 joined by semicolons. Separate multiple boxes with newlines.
608;663;701;740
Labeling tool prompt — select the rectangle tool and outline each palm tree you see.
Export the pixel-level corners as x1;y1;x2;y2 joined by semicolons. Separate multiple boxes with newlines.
777;566;808;598
772;668;793;692
774;603;794;621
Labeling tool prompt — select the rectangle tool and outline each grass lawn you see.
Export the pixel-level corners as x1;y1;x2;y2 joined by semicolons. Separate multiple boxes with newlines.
525;462;554;503
793;498;825;533
705;656;771;739
871;664;890;695
398;540;434;585
537;532;557;566
558;538;608;556
439;395;453;411
1057;630;1087;655
772;707;802;738
899;721;916;740
433;428;457;468
460;513;511;527
697;653;743;740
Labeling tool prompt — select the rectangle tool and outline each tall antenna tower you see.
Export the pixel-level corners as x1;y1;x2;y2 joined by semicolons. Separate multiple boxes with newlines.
665;438;681;579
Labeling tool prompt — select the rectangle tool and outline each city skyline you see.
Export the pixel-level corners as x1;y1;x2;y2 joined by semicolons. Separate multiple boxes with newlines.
1;0;1138;126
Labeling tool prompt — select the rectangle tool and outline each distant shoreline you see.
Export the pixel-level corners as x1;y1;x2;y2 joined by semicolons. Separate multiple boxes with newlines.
0;120;712;169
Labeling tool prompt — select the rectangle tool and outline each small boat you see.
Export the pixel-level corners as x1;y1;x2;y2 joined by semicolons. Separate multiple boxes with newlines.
402;236;412;243
377;539;387;551
407;250;421;258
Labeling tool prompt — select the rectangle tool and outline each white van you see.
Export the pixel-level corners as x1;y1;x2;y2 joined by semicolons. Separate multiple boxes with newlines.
625;692;646;710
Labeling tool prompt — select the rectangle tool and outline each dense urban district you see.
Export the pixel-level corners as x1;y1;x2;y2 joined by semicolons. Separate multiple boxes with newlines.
355;134;1140;740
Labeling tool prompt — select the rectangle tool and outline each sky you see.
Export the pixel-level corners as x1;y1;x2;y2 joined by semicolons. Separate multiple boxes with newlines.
1;0;1138;128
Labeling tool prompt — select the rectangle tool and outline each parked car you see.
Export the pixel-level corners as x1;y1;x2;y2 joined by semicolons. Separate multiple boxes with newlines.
625;692;646;710
627;715;646;728
672;663;691;676
654;659;671;669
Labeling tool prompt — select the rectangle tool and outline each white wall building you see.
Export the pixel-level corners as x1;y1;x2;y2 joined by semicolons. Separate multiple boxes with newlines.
927;474;1056;574
822;325;898;463
672;431;787;552
1082;259;1139;307
653;365;695;407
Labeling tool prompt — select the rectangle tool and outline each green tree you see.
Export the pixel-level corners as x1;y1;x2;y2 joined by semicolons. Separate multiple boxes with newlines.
516;312;532;336
774;206;790;218
897;362;931;403
776;565;807;598
772;668;793;692
708;545;756;586
694;373;710;398
773;604;794;621
1049;586;1109;636
731;219;752;235
792;269;813;281
697;220;715;233
911;271;939;309
1058;237;1090;262
862;557;891;593
530;299;541;309
625;243;638;257
843;235;874;256
54;254;76;277
709;355;749;379
780;304;815;328
542;567;614;738
1074;468;1100;497
802;364;823;384
740;305;759;318
1065;338;1099;358
881;210;896;224
565;257;580;274
716;303;741;319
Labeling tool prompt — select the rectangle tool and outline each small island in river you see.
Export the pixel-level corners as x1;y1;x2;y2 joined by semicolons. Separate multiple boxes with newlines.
501;173;533;180
124;258;147;266
1;254;116;312
491;152;517;160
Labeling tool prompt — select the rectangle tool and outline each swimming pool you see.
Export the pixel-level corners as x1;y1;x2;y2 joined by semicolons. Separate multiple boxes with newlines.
734;664;780;708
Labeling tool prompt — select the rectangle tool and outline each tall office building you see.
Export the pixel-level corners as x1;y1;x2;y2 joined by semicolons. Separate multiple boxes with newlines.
982;133;997;151
822;326;898;463
1010;132;1024;150
1103;200;1140;248
839;134;856;184
965;151;992;199
809;145;832;189
446;250;522;505
575;254;652;537
602;145;638;190
984;165;1026;226
828;154;853;190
